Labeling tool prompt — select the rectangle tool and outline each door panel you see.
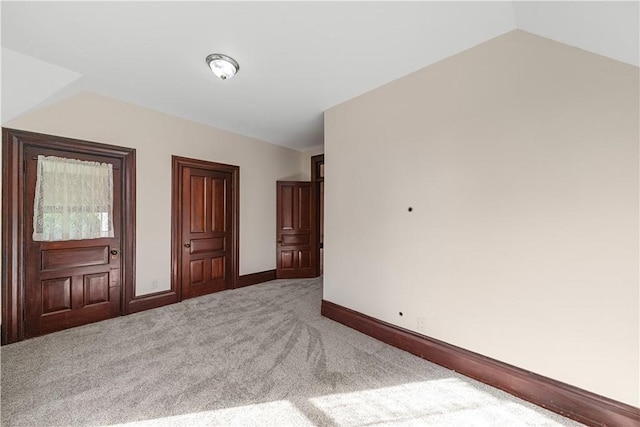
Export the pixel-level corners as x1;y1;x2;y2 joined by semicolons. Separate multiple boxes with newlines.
281;251;294;269
190;238;225;254
41;246;109;270
299;250;311;268
181;166;232;298
298;186;311;230
23;146;122;338
42;278;72;314
84;273;110;305
282;234;309;245
212;257;225;279
281;185;294;230
190;176;207;233
276;181;315;278
212;178;226;231
190;260;205;285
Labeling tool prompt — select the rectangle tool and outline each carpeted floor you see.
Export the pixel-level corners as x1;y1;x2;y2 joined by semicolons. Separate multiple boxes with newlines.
1;278;583;426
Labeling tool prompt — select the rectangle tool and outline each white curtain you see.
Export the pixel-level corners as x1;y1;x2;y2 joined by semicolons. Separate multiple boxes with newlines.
33;155;114;241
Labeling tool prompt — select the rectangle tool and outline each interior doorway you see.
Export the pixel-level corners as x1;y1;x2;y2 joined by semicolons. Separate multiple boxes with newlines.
171;156;239;298
276;181;315;278
2;129;136;344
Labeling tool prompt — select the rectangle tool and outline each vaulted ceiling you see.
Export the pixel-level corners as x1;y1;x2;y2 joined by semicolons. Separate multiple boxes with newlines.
2;1;638;151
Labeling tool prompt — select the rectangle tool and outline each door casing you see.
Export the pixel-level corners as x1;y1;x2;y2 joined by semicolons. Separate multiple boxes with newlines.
311;154;324;277
171;156;239;298
1;128;136;345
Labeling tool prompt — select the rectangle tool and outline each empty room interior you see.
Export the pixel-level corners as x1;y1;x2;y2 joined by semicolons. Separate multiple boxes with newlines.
1;2;638;426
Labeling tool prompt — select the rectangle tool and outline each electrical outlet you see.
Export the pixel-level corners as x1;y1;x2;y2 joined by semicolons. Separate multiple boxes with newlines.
417;317;427;334
151;279;159;289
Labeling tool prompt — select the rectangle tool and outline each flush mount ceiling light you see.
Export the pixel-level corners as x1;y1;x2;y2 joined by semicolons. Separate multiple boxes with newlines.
205;53;239;80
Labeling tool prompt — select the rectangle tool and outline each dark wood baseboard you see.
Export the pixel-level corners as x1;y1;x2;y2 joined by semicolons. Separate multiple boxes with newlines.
321;300;640;427
236;269;276;288
127;269;270;315
126;290;179;315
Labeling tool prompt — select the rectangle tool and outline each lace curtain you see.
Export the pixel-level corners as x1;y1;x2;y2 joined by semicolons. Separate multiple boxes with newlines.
33;155;114;241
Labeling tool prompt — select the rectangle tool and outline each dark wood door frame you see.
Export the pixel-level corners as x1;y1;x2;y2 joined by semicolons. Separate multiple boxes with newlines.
1;128;136;345
171;156;239;298
311;154;324;277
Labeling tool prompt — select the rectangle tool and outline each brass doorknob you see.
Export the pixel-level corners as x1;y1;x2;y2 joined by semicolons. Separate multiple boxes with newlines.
184;243;191;248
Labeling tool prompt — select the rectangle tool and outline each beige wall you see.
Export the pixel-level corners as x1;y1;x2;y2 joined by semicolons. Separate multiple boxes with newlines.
299;145;325;180
4;92;303;295
324;30;639;406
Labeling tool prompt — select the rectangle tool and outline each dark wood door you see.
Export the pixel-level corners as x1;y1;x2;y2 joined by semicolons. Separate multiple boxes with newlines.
24;146;122;338
180;166;233;298
276;181;315;278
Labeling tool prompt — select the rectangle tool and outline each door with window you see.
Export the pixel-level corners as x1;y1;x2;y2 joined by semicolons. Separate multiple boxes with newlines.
23;146;123;338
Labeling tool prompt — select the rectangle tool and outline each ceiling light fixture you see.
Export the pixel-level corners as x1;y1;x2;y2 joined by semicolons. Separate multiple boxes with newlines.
205;53;239;80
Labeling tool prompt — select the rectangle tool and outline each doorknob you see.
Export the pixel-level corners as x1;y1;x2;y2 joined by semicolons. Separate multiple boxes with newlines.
184;243;191;248
110;249;118;255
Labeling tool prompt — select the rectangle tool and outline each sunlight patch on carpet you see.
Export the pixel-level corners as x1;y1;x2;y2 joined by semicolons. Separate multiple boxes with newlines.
309;378;568;426
110;400;312;427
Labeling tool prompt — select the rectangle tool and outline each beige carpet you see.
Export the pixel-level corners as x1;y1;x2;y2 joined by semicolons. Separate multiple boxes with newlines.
1;277;583;426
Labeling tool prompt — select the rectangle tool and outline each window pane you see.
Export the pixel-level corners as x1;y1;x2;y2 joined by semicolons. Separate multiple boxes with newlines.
33;155;114;241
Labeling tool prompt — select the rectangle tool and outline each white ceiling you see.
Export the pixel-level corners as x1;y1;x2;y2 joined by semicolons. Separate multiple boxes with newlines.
1;1;638;151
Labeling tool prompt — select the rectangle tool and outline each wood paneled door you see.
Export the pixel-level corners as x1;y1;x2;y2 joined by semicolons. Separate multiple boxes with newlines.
24;147;123;337
276;181;315;278
172;156;239;299
2;129;136;344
